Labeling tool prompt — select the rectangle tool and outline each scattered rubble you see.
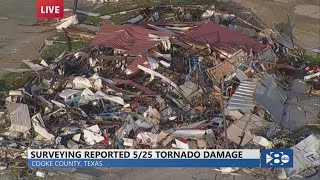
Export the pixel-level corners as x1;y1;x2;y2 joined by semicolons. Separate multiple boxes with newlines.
0;2;319;179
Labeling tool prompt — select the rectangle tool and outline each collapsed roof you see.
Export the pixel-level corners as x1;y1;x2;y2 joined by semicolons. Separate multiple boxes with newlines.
179;21;266;53
91;24;172;56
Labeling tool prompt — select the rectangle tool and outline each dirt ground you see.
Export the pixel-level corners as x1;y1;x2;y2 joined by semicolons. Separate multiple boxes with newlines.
231;0;320;52
0;0;98;76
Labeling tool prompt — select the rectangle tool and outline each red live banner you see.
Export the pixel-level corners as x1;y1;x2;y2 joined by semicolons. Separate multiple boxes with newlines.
36;0;64;18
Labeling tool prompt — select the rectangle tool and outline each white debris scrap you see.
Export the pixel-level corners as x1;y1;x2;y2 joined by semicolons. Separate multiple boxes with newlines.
64;8;100;17
202;10;215;19
73;77;92;89
147;57;159;70
137;132;158;147
143;106;161;125
172;129;207;139
31;114;55;141
123;138;134;147
23;59;45;71
252;136;274;148
172;139;189;149
7;103;31;133
83;125;105;145
56;15;78;30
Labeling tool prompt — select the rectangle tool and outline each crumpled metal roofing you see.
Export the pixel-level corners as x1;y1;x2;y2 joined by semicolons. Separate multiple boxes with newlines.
286;134;320;177
227;73;287;124
180;21;265;53
281;79;319;130
91;24;172;56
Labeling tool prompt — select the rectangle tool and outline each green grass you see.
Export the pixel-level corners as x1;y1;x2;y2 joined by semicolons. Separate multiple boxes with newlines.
40;32;90;61
314;114;320;124
94;0;217;15
303;53;319;64
0;33;90;91
83;16;104;26
94;1;141;15
10;167;29;179
70;41;90;52
0;72;24;91
94;0;216;24
41;43;66;61
112;12;135;24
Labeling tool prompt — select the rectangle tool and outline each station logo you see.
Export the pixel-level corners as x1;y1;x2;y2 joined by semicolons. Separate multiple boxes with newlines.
261;149;293;168
36;0;64;18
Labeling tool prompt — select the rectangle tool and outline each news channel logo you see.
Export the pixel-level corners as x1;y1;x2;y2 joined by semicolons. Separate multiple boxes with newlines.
261;149;293;168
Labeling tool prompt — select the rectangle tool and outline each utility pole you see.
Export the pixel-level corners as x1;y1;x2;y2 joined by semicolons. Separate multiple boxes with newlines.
73;0;78;13
220;77;229;148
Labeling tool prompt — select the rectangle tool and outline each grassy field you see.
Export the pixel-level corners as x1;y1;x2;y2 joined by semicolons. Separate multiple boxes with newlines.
40;32;90;61
95;0;216;15
92;0;216;24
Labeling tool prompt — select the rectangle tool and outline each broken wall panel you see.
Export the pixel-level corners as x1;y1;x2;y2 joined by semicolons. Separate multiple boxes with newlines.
225;113;274;146
206;61;234;82
7;103;31;133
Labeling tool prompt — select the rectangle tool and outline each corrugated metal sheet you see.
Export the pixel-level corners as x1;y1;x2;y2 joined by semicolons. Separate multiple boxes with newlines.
286;134;320;177
126;56;149;73
180;21;265;53
275;31;294;49
91;24;172;56
282;79;319;129
254;73;287;123
255;47;278;63
227;79;259;112
227;73;288;124
92;24;173;73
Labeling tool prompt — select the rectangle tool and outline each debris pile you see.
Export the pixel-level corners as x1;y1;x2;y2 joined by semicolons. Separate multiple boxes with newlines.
0;4;319;179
